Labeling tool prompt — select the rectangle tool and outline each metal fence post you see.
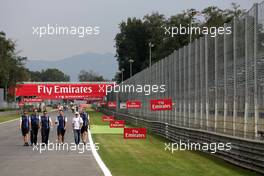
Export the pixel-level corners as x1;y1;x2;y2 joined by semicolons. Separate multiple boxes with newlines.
195;39;198;127
253;3;259;139
215;33;218;132
223;23;227;133
179;49;182;126
200;38;204;129
188;43;191;128
233;17;237;137
205;35;209;131
244;13;249;138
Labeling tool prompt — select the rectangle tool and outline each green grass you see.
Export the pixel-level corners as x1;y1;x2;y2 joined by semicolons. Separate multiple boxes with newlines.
91;125;124;134
0;114;19;123
88;109;108;126
89;109;260;176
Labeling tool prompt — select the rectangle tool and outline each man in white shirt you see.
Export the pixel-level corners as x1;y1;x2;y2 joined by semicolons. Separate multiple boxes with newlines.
72;112;83;145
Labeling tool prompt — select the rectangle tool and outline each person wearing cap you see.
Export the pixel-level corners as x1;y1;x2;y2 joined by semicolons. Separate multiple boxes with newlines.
72;112;83;145
30;109;40;146
19;110;30;146
40;110;52;145
55;110;67;144
80;109;90;145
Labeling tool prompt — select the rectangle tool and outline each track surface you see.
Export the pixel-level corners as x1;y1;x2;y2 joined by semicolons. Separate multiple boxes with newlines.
0;110;103;176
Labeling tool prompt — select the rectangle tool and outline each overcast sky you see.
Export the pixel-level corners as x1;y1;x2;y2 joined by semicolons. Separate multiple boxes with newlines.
0;0;262;60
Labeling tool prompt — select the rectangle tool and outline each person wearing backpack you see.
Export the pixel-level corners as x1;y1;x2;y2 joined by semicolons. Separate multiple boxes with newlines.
30;109;40;146
80;109;90;145
72;111;83;145
19;110;30;146
55;110;67;144
40;110;52;145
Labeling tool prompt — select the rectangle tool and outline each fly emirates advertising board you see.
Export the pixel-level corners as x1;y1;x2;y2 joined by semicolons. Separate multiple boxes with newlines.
15;83;113;99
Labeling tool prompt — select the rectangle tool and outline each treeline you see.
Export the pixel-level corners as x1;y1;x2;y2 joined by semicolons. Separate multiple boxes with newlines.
0;32;70;101
114;3;245;82
30;69;70;82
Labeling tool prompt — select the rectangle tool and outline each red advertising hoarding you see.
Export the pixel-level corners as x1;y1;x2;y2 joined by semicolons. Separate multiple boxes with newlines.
102;115;115;122
109;120;125;128
18;101;24;107
15;83;113;99
124;128;147;139
150;98;172;111
126;100;141;109
23;98;43;103
108;101;117;108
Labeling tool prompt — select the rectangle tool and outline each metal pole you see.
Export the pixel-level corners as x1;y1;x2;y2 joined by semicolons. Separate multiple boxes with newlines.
233;17;237;137
205;35;209;131
121;69;124;82
188;43;191;128
149;42;154;67
200;38;203;129
183;46;186;126
130;62;132;77
150;45;151;67
215;32;218;132
253;3;259;139
129;59;134;77
194;39;198;128
223;23;227;133
244;14;249;138
179;49;182;126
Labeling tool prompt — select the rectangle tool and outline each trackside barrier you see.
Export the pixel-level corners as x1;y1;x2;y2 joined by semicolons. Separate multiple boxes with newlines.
100;108;264;174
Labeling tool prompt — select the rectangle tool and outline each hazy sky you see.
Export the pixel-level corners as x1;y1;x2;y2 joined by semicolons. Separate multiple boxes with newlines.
0;0;262;60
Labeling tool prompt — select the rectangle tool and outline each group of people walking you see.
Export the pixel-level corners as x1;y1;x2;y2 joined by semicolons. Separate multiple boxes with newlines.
19;108;90;146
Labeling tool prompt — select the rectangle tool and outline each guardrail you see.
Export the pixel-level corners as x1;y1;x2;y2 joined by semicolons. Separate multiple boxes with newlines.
100;108;264;174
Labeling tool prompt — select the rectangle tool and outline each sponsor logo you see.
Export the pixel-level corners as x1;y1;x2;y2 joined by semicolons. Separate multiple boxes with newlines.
150;99;172;111
108;101;117;108
102;115;115;122
124;128;147;139
126;101;141;109
110;120;125;128
23;98;43;102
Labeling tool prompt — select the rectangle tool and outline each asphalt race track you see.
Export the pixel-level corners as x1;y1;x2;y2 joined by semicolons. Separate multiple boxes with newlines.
0;110;103;176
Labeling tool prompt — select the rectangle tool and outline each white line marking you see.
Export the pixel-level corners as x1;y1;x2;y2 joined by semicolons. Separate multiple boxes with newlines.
0;118;19;125
88;129;112;176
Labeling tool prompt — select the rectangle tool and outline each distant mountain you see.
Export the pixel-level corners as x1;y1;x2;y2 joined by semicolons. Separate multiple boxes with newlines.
26;52;118;81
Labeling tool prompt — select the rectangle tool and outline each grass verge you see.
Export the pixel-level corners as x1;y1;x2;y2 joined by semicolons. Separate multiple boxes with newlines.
0;114;19;123
88;109;260;176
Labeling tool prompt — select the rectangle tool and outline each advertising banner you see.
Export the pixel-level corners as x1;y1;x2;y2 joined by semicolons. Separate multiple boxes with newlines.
23;98;43;103
102;115;115;122
108;101;117;108
15;83;113;99
150;98;172;111
110;120;125;128
126;100;141;109
124;128;147;139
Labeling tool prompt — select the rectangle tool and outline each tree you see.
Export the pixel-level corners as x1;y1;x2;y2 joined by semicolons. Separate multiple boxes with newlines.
30;68;70;82
114;3;245;82
115;17;150;81
0;32;31;101
78;70;104;82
